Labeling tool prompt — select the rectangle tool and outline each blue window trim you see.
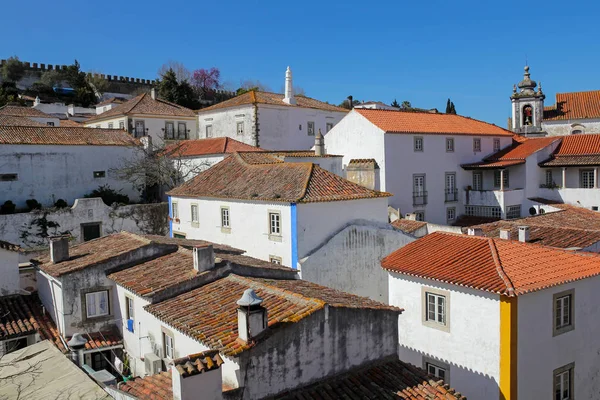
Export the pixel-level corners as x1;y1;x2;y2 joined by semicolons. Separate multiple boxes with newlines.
291;203;298;270
168;196;173;238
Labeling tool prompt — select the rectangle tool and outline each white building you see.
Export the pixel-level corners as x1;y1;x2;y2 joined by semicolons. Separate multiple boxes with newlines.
167;152;391;268
32;96;95;122
0;240;21;295
0;104;60;126
196;67;348;150
324;108;514;224
382;230;600;400
0;125;141;208
95;96;129;115
84;90;197;146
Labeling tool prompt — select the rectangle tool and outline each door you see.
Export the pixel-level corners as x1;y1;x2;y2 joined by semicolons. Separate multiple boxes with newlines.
445;173;456;201
135;120;145;138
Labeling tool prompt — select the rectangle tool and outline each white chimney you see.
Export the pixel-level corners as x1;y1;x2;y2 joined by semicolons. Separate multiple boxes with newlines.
467;227;484;236
50;236;69;263
151;88;156;100
34;96;41;106
193;245;214;273
518;226;530;242
314;129;324;156
282;66;296;105
171;351;224;400
499;229;511;240
405;213;417;221
237;289;267;342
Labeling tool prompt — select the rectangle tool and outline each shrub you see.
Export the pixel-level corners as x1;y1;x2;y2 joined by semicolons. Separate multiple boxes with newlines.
85;185;129;206
55;199;68;208
26;199;42;211
0;201;16;214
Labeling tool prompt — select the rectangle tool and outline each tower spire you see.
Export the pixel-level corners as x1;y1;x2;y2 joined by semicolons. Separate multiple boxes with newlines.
283;66;296;105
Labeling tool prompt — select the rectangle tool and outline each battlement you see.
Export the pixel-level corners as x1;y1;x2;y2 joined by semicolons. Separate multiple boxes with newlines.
0;59;156;85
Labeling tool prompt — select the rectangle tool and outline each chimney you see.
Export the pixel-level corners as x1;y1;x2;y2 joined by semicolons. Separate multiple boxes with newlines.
518;226;530;242
171;351;224;400
193;245;214;273
237;289;267;342
347;95;354;109
50;236;69;263
405;213;417;221
283;66;296;105
151;88;156;100
499;229;511;240
314;129;325;156
67;333;87;366
34;96;41;106
467;227;484;236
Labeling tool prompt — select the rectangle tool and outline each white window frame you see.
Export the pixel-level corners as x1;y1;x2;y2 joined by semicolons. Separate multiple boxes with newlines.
473;138;481;152
326;122;334;132
126;296;134;321
221;207;230;228
493;138;501;152
472;171;483;191
205;125;213;138
165;121;175;139
191;204;199;225
236;121;244;136
269;211;281;236
446;207;456;223
494;169;509;188
446;138;454;152
580;169;594;189
177;122;187;139
422;287;450;332
553;289;574;336
163;330;174;359
307;121;315;136
171;202;179;220
414;136;424;152
85;290;109;319
554;363;574;400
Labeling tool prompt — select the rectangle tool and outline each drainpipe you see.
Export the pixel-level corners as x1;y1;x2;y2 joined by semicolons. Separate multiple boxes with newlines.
562;167;567;189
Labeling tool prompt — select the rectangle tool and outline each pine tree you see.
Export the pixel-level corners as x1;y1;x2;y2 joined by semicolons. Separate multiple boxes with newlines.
391;99;400;108
446;98;452;113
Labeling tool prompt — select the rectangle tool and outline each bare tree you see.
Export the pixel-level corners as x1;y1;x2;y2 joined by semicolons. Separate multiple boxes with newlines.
238;79;271;92
157;61;191;83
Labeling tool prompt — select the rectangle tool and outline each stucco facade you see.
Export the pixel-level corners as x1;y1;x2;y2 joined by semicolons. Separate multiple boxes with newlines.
0;247;20;295
543;118;600;136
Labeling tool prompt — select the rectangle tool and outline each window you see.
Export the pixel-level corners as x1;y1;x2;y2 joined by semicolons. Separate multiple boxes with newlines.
415;211;425;221
93;171;106;178
465;205;501;218
108;123;114;129
426;362;447;380
237;121;244;136
191;204;199;223
413;174;427;205
446;207;456;223
205;125;213;138
269;212;281;235
47;122;54;126
546;170;554;187
445;172;457;202
554;363;574;400
414;137;424;152
126;296;134;321
506;205;521;219
422;287;449;332
446;138;454;152
178;122;187;139
553;289;574;336
326;122;334;132
0;173;18;182
221;207;230;228
134;120;145;137
85;290;109;318
493;139;501;152
494;170;509;188
163;331;174;359
171;202;179;220
165;122;175;139
119;121;125;130
81;222;101;242
580;169;594;188
473;138;481;152
269;256;282;265
472;171;482;191
307;121;315;136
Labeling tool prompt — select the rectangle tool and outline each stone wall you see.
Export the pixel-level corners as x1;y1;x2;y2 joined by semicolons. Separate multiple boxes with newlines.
0;198;168;249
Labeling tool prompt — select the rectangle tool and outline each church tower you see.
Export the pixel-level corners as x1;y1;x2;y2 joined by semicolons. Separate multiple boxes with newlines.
511;66;545;135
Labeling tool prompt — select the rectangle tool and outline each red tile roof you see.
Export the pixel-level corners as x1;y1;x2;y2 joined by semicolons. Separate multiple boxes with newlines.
356;108;513;136
0;115;46;127
275;357;466;400
120;371;173;400
0;105;52;118
0;239;21;252
0;294;66;352
80;330;122;350
382;231;600;296
167;137;262;157
172;350;224;378
197;91;348;113
0;126;139;146
96;97;129;107
539;134;600;167
391;219;427;234
86;92;196;122
145;274;400;357
168;152;391;203
543;90;600;121
462;137;560;169
266;150;343;158
59;119;82;127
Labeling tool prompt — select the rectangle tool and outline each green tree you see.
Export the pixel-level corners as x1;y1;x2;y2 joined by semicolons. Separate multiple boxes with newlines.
446;98;457;114
156;68;200;109
0;82;24;107
40;70;64;88
391;99;400;108
64;60;98;107
1;56;25;82
400;101;412;109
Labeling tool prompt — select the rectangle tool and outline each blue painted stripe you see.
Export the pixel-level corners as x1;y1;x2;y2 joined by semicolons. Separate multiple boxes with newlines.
168;196;173;238
291;203;298;270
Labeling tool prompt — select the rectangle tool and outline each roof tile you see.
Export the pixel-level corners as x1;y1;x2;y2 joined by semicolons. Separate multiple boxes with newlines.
543;90;600;121
0;105;52;118
167;137;262;157
539;134;600;167
0;115;46;127
86;93;196;122
0;126;139;146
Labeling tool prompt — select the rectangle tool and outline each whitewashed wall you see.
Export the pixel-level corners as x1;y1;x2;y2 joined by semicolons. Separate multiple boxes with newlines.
177;155;225;182
198;105;254;145
36;270;65;335
0;248;20;295
0;144;141;208
389;273;501;399
543;118;600;136
280;156;343;176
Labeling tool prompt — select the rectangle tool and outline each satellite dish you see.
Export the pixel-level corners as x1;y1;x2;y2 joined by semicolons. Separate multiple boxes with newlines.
529;207;537;216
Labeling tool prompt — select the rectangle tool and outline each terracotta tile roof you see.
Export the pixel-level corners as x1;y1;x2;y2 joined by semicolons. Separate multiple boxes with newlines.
356;108;513;136
140;234;243;254
197;91;348;113
145;274;399;357
275;357;465;400
120;371;173;400
80;330;122;350
168;152;391;203
0;125;139;146
0;239;22;252
391;219;427;234
172;350;224;378
382;231;600;296
266;150;343;158
86;92;196;122
167;137;262;157
0;294;66;352
59;119;82;127
543;90;600;121
0;105;50;118
349;158;378;164
540;134;600;167
96;97;129;107
0;115;46;126
463;137;560;169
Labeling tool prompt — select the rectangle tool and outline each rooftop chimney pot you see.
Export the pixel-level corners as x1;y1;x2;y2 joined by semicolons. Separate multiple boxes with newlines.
283;66;296;105
50;236;69;263
237;289;267;342
467;227;484;236
314;129;324;156
499;229;511;240
193;245;214;273
151;88;156;100
518;226;530;242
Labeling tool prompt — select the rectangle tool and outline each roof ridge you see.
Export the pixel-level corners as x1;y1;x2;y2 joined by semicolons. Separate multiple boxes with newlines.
298;163;315;201
227;274;326;307
250;90;256;103
488;238;516;296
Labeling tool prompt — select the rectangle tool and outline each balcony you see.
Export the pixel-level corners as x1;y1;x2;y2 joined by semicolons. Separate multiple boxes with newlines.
463;188;525;208
413;191;428;206
538;187;600;209
445;188;458;202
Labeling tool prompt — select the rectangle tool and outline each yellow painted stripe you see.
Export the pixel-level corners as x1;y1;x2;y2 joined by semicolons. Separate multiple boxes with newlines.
499;296;518;400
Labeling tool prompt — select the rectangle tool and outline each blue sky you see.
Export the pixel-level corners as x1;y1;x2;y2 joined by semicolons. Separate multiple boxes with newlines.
3;0;599;126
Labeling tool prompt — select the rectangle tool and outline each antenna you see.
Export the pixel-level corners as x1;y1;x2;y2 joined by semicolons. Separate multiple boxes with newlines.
525;54;528;67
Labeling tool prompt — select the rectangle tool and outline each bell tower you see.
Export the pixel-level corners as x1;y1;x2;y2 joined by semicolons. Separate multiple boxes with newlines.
511;66;545;135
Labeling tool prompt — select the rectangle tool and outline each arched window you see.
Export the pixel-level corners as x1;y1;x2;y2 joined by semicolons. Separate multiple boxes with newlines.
522;105;533;126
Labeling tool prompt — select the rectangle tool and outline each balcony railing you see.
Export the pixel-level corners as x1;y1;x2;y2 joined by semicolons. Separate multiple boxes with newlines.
445;188;458;202
413;191;428;206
